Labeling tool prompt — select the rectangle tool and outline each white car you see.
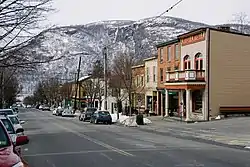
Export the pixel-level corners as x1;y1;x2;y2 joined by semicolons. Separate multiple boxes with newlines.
0;115;23;154
62;109;74;117
8;114;25;134
52;109;57;115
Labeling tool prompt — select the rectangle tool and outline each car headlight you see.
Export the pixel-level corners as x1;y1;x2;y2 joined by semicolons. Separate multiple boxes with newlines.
12;161;24;167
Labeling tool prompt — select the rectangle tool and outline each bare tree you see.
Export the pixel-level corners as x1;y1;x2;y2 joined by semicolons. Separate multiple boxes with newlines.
109;74;128;113
0;67;22;108
0;0;55;68
112;52;137;116
232;12;249;33
81;60;104;109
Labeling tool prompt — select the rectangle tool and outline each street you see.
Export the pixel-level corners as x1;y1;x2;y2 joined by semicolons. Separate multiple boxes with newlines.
20;108;250;167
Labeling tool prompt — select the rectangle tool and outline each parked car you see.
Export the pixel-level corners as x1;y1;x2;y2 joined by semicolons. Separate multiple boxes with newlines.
8;115;25;134
0;109;16;116
62;109;74;117
52;108;57;115
39;105;43;110
79;107;97;121
90;110;112;124
55;106;64;116
42;104;50;111
0;119;29;167
0;115;25;156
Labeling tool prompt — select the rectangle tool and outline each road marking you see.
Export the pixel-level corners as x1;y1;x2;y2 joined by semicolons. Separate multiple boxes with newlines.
51;121;134;157
23;148;181;157
100;153;113;161
24;149;113;157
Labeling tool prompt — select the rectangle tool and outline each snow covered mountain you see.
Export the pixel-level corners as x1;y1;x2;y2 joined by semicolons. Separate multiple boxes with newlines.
20;16;250;95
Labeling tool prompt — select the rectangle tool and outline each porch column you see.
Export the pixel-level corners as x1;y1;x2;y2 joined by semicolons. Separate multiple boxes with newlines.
156;91;159;115
202;89;206;120
161;92;164;116
165;89;169;117
180;90;184;117
190;90;193;116
185;89;191;121
145;94;147;110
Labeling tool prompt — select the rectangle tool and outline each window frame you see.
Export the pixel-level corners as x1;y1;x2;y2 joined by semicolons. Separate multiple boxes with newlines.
184;55;191;70
160;68;163;82
174;44;179;60
167;46;171;61
160;48;164;63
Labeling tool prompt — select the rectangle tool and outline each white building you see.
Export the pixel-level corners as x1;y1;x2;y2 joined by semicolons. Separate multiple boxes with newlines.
144;56;158;113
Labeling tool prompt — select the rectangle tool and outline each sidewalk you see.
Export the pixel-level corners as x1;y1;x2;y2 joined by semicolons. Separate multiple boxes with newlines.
135;116;250;149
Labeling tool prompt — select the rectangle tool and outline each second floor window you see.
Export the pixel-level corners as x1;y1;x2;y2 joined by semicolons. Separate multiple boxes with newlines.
184;55;191;70
160;68;163;82
175;44;179;60
153;66;156;82
136;76;139;86
146;67;149;82
141;76;144;86
160;48;164;63
167;47;171;61
195;53;203;70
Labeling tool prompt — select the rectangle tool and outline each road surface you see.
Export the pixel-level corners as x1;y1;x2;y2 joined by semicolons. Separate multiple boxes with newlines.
19;108;250;167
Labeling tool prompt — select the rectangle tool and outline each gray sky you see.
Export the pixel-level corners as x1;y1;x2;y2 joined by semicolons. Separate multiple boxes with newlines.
48;0;250;26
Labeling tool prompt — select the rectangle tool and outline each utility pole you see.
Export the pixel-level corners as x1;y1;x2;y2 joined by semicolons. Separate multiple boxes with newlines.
103;47;108;110
73;56;82;112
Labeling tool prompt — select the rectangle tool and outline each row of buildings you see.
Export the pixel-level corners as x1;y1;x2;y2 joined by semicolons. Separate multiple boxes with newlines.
131;26;250;121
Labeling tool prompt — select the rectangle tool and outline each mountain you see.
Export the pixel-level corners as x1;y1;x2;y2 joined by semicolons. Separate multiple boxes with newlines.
20;16;250;95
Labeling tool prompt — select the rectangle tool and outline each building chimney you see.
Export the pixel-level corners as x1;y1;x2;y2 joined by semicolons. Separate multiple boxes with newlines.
217;26;231;32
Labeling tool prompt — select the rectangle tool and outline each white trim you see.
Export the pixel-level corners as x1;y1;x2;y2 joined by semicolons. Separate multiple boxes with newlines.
164;82;206;86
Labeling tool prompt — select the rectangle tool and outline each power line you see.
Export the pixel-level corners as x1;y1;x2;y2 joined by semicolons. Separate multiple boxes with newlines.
155;0;183;20
112;0;184;44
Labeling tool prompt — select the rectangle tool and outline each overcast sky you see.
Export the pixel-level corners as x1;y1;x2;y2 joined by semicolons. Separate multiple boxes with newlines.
48;0;250;26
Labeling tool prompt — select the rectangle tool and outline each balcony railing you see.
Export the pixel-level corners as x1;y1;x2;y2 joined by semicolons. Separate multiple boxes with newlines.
166;70;205;82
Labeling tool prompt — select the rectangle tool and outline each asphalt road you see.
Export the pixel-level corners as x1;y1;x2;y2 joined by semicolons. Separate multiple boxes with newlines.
19;108;250;167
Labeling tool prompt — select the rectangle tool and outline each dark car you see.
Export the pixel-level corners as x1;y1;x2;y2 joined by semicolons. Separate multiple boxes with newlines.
90;110;112;124
79;107;97;121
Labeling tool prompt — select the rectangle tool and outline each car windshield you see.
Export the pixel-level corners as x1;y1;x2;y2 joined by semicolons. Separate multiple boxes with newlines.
0;109;14;115
9;116;20;125
0;119;15;134
0;123;11;148
99;111;110;115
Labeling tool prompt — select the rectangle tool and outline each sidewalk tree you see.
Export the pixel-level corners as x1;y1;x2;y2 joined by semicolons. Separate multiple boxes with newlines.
109;74;127;113
82;60;104;109
0;68;21;108
111;52;136;115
